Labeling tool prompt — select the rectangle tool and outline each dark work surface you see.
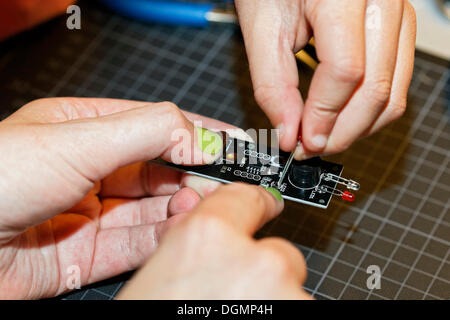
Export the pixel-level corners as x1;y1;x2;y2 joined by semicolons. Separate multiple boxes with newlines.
0;0;449;300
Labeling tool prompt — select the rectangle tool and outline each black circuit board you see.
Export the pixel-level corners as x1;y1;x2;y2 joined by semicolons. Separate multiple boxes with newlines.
150;132;343;209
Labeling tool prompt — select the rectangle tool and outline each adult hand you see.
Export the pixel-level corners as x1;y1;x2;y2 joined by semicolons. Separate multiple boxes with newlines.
235;0;416;158
118;183;311;299
0;98;233;299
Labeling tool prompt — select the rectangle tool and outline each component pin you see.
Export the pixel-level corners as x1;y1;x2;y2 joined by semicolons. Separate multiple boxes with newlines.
322;173;360;190
319;185;356;202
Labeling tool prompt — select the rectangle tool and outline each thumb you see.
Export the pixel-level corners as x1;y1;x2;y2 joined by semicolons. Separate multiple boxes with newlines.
48;102;223;183
0;102;223;243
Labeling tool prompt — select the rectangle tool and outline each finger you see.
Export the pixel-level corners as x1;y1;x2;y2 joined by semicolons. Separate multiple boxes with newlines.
167;187;201;216
100;123;250;199
47;101;224;184
101;163;222;199
235;0;309;152
99;188;199;229
366;1;416;134
86;216;185;286
324;0;405;153
62;181;101;218
190;183;284;235
99;196;171;229
300;0;366;156
100;163;182;198
4;98;151;124
7;97;241;128
257;237;308;284
181;174;222;198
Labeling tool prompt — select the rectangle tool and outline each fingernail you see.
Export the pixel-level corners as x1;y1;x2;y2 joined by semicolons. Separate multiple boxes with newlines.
182;175;222;198
263;186;283;202
225;128;255;143
311;134;328;149
293;144;306;160
196;127;223;155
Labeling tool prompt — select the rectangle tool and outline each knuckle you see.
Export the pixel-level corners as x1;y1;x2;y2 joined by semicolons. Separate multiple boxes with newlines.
309;99;340;121
329;59;365;84
126;233;146;270
253;86;275;109
327;139;352;155
159;101;181;115
225;183;266;207
184;214;228;237
222;183;268;216
258;247;293;275
158;101;186;126
263;238;308;281
365;78;392;107
388;98;407;121
119;231;134;270
259;247;285;267
237;184;267;210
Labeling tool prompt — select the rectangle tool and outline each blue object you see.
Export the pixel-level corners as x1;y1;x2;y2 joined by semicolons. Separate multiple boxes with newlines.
100;0;215;27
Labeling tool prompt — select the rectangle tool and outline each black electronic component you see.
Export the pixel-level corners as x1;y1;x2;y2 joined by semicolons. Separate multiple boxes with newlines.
288;161;322;190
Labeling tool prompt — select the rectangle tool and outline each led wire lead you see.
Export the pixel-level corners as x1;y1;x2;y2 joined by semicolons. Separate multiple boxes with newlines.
322;173;360;190
319;185;355;202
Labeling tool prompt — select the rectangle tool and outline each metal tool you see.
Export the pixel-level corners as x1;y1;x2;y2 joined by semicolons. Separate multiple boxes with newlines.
99;0;237;27
277;143;296;188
